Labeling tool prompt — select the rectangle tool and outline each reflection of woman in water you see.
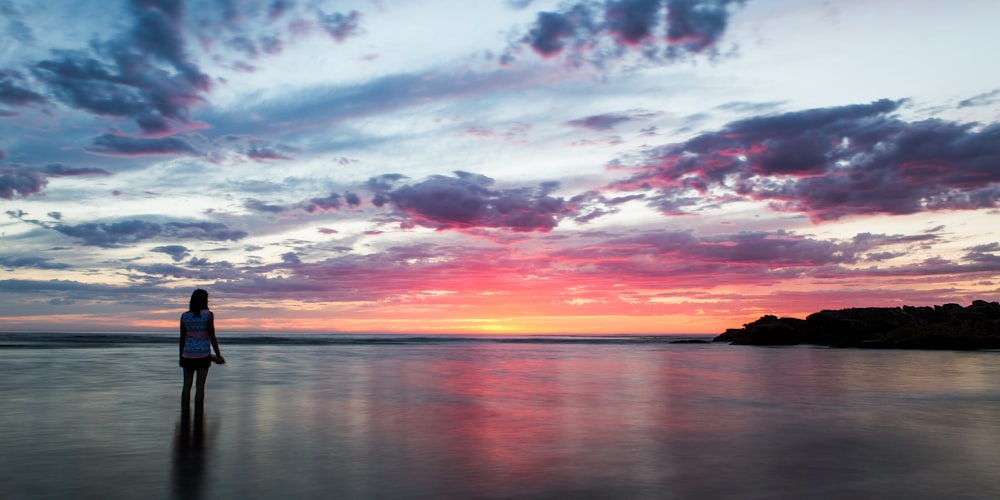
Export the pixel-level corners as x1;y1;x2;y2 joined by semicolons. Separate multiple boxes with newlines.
180;289;224;410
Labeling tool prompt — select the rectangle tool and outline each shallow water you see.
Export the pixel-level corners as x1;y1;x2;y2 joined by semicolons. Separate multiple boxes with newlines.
1;335;999;499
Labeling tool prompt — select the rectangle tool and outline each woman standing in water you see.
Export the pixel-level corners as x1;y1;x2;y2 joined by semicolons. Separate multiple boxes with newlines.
179;289;224;410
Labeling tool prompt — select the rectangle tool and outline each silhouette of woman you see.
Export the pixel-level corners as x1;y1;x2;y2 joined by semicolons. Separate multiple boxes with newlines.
179;289;224;410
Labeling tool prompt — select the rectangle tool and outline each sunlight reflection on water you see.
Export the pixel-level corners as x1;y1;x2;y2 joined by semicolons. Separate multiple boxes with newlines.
1;340;999;499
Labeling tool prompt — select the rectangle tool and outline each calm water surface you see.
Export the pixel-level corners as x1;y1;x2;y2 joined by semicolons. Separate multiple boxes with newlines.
1;335;999;499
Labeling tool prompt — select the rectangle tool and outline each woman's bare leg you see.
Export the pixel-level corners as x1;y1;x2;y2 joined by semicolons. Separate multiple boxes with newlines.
194;367;210;408
181;368;195;410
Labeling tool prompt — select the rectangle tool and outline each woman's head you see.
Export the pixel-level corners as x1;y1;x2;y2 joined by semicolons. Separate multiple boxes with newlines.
189;289;209;313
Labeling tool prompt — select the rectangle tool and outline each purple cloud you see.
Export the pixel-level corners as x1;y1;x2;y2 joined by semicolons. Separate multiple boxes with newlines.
30;0;210;136
958;88;1000;108
54;219;247;248
245;199;287;213
0;163;112;199
613;99;1000;220
85;134;200;157
0;256;71;270
344;192;361;207
376;172;572;232
319;10;363;42
245;192;363;214
606;0;662;45
151;245;191;262
0;70;47;110
56;220;164;248
542;227;961;291
566;111;655;130
281;252;302;264
245;145;293;161
964;243;1000;265
304;194;345;212
525;6;597;57
178;1;364;75
0;169;47;199
164;221;248;243
510;0;743;65
665;0;742;53
215;135;295;162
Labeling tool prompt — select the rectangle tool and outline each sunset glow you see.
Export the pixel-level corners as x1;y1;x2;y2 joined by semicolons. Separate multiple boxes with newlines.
1;0;998;334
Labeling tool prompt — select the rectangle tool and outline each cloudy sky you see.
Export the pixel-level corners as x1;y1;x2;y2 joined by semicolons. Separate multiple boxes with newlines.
1;0;998;334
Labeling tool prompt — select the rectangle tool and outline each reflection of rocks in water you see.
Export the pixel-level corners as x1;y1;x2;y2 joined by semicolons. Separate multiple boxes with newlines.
171;409;210;500
715;300;1000;349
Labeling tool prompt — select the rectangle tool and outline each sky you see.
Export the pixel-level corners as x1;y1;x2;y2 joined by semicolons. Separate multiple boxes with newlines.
1;0;998;334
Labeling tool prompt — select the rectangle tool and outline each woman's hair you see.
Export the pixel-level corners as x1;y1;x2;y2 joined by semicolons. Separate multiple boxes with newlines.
188;289;210;317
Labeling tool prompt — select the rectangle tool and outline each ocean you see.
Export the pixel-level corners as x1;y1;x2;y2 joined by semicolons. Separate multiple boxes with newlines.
1;332;998;499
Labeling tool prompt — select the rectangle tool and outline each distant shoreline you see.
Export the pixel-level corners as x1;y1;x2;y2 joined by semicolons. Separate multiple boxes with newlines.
715;300;1000;350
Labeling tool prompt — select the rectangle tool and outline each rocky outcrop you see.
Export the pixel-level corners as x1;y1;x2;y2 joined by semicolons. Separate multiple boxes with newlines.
714;300;1000;350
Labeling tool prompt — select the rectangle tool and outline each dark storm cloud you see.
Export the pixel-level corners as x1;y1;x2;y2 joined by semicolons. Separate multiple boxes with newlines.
511;0;742;63
85;134;200;156
54;219;247;248
377;172;573;232
613;99;1000;220
0;163;112;199
30;0;209;136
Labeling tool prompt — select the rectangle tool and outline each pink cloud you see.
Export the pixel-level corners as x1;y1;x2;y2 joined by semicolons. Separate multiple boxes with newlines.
610;99;1000;221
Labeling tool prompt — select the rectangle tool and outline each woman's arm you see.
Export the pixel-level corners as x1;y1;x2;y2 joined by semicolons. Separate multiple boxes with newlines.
179;319;187;363
208;312;225;363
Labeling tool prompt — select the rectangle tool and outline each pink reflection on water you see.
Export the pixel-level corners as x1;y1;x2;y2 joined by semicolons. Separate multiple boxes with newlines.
189;342;1000;498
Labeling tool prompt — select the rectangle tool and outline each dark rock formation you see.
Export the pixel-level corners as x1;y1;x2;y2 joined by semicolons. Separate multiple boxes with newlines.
714;300;1000;350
